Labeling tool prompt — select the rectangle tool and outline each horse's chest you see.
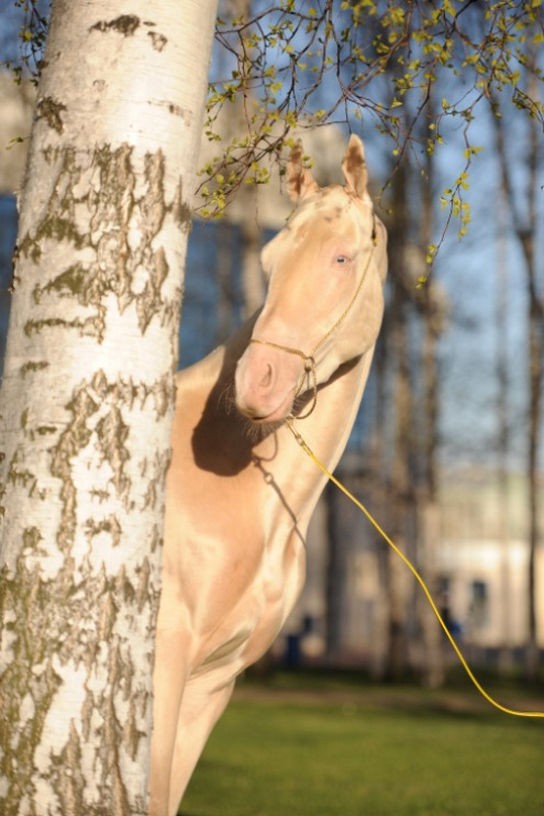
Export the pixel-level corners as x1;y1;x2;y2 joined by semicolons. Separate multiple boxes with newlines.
194;526;306;674
242;524;307;664
179;479;307;673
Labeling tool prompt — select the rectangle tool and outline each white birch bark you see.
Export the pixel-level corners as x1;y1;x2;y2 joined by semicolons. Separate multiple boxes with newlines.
0;1;218;814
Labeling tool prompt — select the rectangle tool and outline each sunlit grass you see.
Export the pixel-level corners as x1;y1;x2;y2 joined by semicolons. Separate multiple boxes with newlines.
181;673;543;816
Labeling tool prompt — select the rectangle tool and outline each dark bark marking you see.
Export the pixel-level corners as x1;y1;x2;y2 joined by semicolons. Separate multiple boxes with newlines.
148;31;167;51
85;515;122;548
171;177;192;232
95;406;130;496
151;99;193;123
20;360;49;377
6;450;43;498
50;383;99;552
36;96;67;134
24;316;93;338
90;15;140;36
36;425;57;436
34;265;88;303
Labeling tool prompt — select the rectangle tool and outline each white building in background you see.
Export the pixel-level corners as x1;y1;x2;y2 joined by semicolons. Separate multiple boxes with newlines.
438;470;544;651
285;466;544;670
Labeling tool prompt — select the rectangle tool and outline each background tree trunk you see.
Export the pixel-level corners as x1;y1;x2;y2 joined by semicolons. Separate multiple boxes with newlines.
219;0;265;319
491;56;542;681
415;99;446;688
383;161;414;680
0;1;218;813
495;185;513;674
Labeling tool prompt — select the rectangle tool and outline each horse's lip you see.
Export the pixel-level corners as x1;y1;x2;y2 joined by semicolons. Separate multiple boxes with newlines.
249;408;287;424
236;391;295;424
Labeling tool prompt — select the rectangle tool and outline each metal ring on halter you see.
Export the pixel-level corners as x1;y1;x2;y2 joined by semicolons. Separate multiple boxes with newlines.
294;355;318;419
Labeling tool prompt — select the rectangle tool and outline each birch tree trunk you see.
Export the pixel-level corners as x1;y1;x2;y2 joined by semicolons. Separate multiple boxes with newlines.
0;1;218;814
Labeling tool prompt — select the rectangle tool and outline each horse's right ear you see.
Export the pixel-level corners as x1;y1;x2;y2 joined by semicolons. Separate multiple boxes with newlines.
286;141;319;202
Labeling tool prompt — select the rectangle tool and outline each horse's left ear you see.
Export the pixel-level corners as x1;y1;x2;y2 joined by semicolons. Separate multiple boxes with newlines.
342;134;368;198
287;140;320;202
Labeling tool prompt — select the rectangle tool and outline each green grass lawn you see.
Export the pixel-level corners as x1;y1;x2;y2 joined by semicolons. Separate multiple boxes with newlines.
181;673;543;816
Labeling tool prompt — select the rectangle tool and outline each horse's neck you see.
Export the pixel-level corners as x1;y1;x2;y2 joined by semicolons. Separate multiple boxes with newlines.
293;348;375;467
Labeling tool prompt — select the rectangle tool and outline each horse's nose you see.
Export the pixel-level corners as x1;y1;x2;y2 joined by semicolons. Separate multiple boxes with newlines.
234;350;283;420
235;341;302;422
236;356;277;408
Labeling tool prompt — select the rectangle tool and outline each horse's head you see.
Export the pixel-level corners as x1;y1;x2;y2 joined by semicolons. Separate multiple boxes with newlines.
235;134;387;424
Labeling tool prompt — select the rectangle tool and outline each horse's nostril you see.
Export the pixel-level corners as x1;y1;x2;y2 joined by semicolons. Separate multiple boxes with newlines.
259;362;274;390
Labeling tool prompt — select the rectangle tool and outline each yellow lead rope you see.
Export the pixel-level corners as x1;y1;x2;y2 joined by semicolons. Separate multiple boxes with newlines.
287;419;544;720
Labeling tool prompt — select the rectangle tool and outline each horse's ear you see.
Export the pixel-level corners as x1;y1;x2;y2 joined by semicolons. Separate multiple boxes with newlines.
287;140;319;201
342;134;368;198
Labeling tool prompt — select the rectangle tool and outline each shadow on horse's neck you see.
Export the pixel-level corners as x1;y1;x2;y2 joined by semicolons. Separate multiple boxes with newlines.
191;316;361;478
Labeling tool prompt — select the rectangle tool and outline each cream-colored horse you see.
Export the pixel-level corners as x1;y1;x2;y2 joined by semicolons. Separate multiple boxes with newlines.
150;134;388;816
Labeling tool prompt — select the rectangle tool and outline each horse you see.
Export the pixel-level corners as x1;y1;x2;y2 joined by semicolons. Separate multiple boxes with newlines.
149;134;388;816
